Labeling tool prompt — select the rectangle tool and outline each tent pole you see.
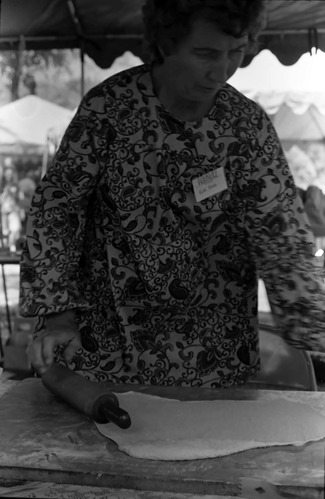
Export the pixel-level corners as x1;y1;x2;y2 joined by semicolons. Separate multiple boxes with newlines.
65;0;86;98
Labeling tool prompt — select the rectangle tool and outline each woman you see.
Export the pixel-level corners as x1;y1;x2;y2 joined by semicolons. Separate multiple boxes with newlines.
20;0;325;387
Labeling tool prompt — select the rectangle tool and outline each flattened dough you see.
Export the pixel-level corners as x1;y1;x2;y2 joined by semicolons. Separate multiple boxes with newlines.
95;392;325;460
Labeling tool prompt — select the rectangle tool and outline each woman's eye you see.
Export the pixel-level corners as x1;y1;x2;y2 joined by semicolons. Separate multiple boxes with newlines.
197;52;217;59
231;47;245;54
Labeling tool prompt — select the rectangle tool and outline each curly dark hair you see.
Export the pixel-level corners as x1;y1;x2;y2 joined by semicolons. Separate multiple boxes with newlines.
142;0;267;62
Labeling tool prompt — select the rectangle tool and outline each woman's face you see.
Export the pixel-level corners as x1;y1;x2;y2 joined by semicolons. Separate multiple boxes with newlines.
163;18;248;104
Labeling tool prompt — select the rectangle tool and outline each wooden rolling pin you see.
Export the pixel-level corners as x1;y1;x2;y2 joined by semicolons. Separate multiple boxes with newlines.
41;363;131;429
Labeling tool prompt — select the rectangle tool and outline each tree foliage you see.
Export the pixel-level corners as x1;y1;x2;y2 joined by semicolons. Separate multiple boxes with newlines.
0;48;140;109
0;50;71;101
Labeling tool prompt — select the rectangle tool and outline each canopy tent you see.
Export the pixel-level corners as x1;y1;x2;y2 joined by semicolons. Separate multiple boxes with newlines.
228;49;325;115
0;124;41;154
0;95;74;147
227;49;325;143
1;0;325;69
270;104;325;142
0;94;74;170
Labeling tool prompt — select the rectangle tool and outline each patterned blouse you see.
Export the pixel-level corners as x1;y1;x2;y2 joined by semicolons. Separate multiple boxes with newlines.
19;64;325;388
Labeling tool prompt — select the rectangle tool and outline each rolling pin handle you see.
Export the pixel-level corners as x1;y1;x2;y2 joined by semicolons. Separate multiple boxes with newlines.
41;364;131;428
91;393;119;424
100;405;132;429
91;394;132;429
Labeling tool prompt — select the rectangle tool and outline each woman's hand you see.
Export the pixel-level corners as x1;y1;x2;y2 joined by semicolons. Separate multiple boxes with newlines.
27;310;82;374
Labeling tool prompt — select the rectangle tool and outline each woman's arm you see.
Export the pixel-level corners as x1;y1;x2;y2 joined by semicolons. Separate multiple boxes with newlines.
19;88;109;371
244;111;325;352
19;94;105;318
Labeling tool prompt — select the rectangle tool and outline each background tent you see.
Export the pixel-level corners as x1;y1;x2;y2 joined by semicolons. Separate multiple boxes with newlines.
271;104;325;142
228;49;325;191
0;95;74;148
1;0;325;69
0;124;42;155
0;95;74;174
228;48;325;143
228;48;325;140
228;49;325;115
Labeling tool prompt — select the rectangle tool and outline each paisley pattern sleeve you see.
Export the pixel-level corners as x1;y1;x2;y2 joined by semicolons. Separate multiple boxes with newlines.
19;88;107;316
245;111;325;351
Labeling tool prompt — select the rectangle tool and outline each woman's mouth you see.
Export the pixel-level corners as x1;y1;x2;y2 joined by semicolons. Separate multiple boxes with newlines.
199;85;217;93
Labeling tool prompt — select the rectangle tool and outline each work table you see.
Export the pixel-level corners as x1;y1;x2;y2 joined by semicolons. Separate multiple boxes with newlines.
0;377;325;499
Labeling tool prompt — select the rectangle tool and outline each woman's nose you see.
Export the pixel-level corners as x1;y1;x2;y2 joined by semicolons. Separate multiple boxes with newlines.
207;57;229;82
206;66;227;83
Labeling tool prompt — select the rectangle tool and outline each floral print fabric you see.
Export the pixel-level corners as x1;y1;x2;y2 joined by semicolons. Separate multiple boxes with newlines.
19;65;325;387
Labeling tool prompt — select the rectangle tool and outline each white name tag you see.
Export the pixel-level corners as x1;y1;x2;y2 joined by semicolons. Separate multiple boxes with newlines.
192;167;228;202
